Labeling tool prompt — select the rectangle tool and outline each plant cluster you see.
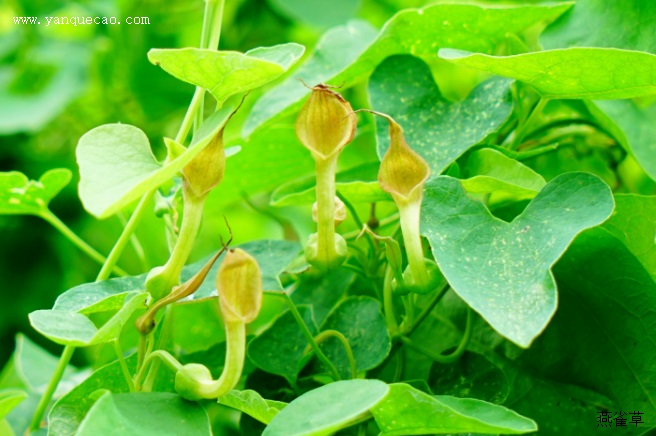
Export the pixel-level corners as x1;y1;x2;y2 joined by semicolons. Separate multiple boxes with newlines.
1;0;655;435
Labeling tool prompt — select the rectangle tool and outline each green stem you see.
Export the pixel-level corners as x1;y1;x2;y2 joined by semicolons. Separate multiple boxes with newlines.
400;308;472;364
315;156;340;268
511;98;549;149
344;213;399;240
397;200;429;289
146;190;206;301
29;345;75;431
135;350;183;391
404;282;450;336
308;329;357;379
96;191;154;281
383;267;399;336
113;340;135;392
272;292;342;381
118;211;149;272
40;211;128;277
338;191;376;256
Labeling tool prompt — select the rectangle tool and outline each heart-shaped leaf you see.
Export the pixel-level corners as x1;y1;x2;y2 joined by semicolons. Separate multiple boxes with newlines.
0;169;71;216
439;48;656;100
369;55;513;174
76;392;211;436
217;390;286;425
371;383;537;435
29;292;148;347
263;379;389;436
244;2;571;135
77;104;239;218
421;172;614;347
148;43;305;106
318;297;391;378
247;305;318;385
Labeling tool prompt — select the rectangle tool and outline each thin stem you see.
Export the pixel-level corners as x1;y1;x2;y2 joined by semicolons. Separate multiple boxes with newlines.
118;211;149;272
113;340;136;392
146;190;206;302
40;211;128;277
29;345;75;431
511;98;548;149
270;291;341;381
315;156;340;269
405;282;450;337
383;267;399;336
137;333;148;374
343;213;399;240
96;191;155;281
175;89;205;144
135;350;183;391
307;329;357;379
338;191;376;256
397;200;429;289
400;308;472;364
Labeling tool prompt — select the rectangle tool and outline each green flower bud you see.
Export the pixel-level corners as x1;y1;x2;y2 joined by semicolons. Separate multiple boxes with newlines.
312;196;347;227
182;130;226;200
296;84;357;161
217;248;263;324
304;232;348;271
175;363;216;401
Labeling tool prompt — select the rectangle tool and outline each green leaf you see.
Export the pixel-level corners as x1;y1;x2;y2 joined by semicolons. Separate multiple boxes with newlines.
291;269;354;325
267;0;360;28
247;305;318;385
0;390;27;420
217;390;286;425
369;55;513;174
51;275;146;314
182;240;301;298
48;357;136;436
421;173;614;347
526;228;656;429
587;100;656;181
77;104;239;218
0;335;79;434
263;379;389;436
439;48;656;100
76;392;211;436
319;297;391;376
245;2;571;135
29;292;148;347
271;163;390;207
541;0;656;53
371;383;537;435
602;194;656;281
148;43;305;106
460;148;546;199
0;169;71;216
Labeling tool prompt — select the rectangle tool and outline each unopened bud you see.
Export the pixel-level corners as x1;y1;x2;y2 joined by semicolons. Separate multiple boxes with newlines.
295;84;357;161
182;131;226;200
304;232;348;271
312;196;346;226
175;363;215;401
217;249;263;324
376;113;430;204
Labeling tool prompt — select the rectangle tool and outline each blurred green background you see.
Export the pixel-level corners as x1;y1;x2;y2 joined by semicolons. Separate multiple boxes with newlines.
0;0;456;368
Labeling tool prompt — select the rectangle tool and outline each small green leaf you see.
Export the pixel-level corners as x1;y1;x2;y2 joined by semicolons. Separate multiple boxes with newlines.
422;173;614;347
217;390;286;425
76;392;211;436
439;48;656;100
291;269;354;325
369;55;513;174
318;297;391;377
52;275;146;314
245;2;570;135
148;43;305;106
48;357;138;436
77;105;238;218
460;148;546;199
181;240;301;299
247;305;318;384
271;163;390;207
0;169;71;216
602;194;656;281
0;390;27;420
371;383;537;435
263;379;389;436
587;100;656;181
29;292;147;347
